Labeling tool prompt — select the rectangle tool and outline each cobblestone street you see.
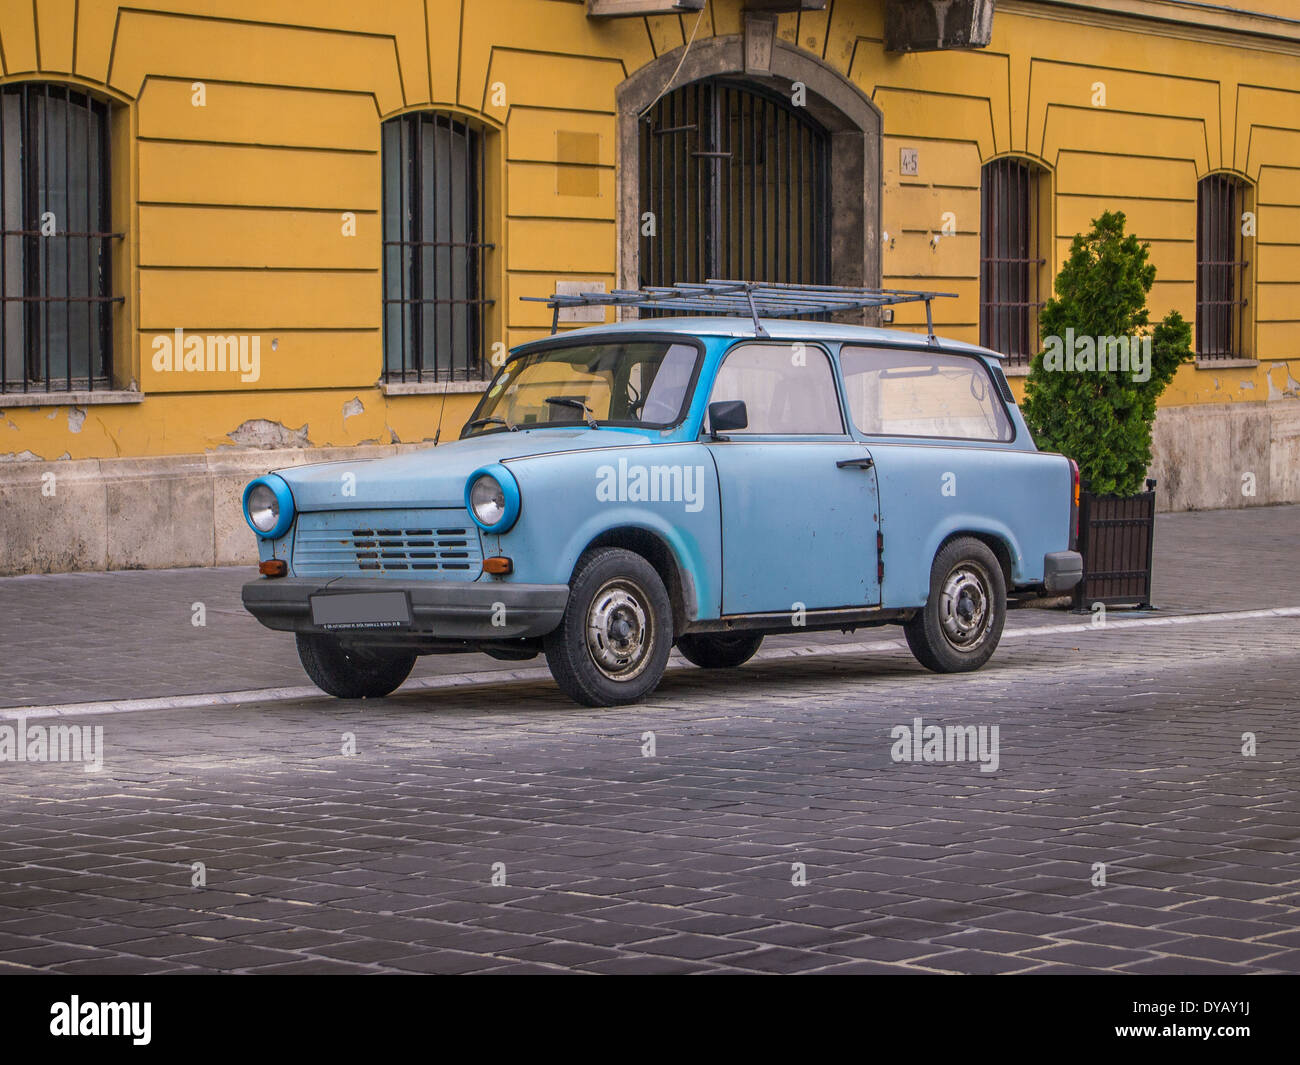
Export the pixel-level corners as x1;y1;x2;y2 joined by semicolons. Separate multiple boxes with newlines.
0;507;1297;974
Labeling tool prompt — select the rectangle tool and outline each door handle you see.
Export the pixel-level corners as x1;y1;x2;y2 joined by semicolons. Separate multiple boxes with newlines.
836;456;874;470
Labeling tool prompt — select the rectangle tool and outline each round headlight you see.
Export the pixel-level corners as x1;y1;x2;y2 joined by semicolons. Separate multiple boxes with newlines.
247;483;279;533
470;474;506;527
465;465;520;533
243;475;294;539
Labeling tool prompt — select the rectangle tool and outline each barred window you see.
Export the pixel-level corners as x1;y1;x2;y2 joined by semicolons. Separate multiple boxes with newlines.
639;78;832;292
382;112;492;382
1196;174;1250;360
979;157;1046;365
1;83;119;394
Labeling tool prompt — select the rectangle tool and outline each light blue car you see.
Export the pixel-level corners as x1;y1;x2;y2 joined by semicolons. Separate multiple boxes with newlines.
242;292;1083;706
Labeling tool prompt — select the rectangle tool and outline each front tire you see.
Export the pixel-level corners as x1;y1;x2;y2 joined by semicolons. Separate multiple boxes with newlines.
295;633;416;699
544;548;673;707
676;632;764;669
904;537;1006;674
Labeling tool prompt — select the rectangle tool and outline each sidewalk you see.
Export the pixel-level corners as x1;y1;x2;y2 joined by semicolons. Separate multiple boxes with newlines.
1;505;1296;710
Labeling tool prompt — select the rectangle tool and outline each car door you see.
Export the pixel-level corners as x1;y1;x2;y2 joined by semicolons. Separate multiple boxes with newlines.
705;342;881;616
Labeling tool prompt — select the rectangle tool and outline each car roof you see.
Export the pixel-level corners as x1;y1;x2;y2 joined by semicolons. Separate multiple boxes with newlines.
518;316;1006;360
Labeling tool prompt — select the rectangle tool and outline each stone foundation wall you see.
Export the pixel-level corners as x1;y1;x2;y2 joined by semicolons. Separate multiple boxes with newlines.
0;444;423;576
1148;401;1300;512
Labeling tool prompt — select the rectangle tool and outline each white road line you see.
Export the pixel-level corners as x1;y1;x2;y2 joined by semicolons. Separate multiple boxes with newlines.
3;606;1297;722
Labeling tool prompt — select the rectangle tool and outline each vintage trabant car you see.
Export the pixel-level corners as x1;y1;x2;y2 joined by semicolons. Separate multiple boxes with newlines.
241;283;1083;707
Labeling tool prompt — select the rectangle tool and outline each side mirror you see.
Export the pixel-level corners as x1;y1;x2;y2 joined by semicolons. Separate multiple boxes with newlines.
708;400;748;437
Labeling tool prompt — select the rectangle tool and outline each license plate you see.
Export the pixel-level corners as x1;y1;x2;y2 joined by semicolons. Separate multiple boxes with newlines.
310;592;411;630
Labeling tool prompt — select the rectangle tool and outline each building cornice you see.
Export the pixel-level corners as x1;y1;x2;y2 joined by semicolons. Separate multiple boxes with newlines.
1007;0;1300;50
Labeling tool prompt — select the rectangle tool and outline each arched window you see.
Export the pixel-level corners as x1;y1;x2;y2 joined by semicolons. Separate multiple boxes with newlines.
1;82;118;393
639;78;832;289
381;112;491;382
1196;173;1251;360
619;40;882;305
980;157;1048;364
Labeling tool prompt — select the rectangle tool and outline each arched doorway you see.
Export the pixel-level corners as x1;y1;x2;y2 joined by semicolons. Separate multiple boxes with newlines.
617;35;881;298
639;77;831;288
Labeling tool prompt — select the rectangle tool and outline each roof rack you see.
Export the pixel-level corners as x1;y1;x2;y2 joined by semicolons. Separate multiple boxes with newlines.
524;279;958;342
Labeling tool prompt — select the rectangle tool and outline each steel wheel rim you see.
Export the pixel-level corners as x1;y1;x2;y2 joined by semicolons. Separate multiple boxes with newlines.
938;561;992;650
585;578;653;681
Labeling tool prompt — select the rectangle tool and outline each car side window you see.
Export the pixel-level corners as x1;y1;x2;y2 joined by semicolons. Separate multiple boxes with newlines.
840;346;1013;442
709;343;844;435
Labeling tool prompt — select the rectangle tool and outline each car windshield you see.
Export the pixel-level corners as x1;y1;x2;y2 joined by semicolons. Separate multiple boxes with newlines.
463;339;700;436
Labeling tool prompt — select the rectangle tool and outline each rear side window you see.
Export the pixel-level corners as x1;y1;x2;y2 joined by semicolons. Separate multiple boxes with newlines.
840;346;1013;442
709;343;844;435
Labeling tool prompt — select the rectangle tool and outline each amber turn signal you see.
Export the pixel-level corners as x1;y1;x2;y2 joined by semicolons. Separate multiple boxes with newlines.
259;559;288;578
482;556;513;575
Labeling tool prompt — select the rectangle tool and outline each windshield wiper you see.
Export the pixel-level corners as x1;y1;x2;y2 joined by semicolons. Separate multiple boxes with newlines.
544;396;599;429
465;415;518;433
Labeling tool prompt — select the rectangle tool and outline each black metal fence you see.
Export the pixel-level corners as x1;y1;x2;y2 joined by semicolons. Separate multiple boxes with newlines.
639;78;831;301
382;112;493;382
0;83;119;393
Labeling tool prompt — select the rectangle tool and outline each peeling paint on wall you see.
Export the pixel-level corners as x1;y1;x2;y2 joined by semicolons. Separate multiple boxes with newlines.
224;420;313;449
67;407;86;433
342;396;364;422
1267;363;1300;401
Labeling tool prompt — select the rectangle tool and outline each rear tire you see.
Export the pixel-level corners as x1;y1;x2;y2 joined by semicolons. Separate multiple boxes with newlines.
904;537;1006;674
544;548;673;707
296;633;416;699
676;632;764;669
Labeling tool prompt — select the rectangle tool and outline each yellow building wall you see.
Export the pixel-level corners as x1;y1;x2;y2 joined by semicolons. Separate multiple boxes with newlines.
2;0;1298;464
864;0;1300;406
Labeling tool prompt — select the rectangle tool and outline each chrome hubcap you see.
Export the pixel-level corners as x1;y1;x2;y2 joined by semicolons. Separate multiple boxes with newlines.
585;579;652;681
939;562;992;650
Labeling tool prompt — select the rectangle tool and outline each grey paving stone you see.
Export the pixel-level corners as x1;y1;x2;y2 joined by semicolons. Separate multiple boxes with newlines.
919;949;1041;974
714;946;848;973
1023;943;1161;968
631;932;746;960
1155;936;1289;964
825;937;948;963
1120;956;1246;976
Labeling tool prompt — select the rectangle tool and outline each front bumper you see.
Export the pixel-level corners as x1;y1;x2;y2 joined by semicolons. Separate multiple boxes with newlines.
1043;550;1084;594
242;577;569;640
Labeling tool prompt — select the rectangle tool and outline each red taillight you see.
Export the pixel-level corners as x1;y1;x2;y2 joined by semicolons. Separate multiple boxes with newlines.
1068;459;1080;543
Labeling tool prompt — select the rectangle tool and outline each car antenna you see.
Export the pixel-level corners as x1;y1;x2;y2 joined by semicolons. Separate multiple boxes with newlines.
431;375;450;446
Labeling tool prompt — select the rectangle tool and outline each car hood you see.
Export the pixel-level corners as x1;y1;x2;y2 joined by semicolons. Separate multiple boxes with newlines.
275;427;657;510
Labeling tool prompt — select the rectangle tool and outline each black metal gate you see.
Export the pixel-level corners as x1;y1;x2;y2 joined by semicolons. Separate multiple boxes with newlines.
639;78;831;290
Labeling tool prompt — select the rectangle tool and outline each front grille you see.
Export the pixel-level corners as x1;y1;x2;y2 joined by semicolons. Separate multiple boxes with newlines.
292;509;483;579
